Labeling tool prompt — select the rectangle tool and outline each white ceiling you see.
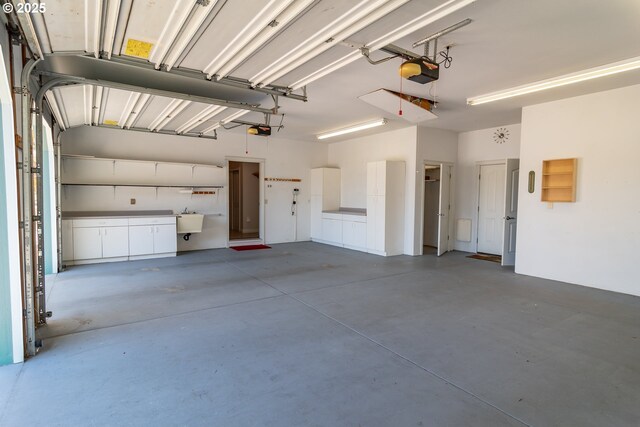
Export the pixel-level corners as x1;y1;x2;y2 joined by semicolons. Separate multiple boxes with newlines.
27;0;640;141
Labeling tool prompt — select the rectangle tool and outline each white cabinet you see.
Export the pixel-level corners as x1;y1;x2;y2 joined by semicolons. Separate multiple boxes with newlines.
67;216;177;265
129;219;177;256
310;195;323;239
366;161;405;256
321;218;343;246
129;226;155;256
73;227;103;260
101;226;129;258
73;220;129;261
153;224;177;254
342;217;366;250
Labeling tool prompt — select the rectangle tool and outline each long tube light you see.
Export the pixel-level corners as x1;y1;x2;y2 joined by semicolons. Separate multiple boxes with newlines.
83;85;93;125
252;0;398;86
290;0;477;90
102;0;122;59
118;92;141;127
258;0;411;87
200;109;250;135
175;105;227;134
467;56;640;105
91;86;104;125
148;99;190;131
124;93;151;129
204;0;295;79
215;0;316;79
317;118;387;140
163;0;219;71
148;2;193;68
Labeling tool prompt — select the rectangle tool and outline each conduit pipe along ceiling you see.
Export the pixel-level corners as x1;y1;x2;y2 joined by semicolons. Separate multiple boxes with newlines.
317;118;387;140
467;56;640;105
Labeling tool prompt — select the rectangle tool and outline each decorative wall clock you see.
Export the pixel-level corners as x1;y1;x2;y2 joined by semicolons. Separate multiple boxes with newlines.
493;127;510;144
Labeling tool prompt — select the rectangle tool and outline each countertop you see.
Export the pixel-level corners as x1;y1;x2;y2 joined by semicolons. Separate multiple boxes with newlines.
62;210;177;219
322;208;367;216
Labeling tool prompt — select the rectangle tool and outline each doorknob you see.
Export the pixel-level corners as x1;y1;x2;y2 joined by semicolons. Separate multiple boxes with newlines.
505;216;516;220
437;213;445;217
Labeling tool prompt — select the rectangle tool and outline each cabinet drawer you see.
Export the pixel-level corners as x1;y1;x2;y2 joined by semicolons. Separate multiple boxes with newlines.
128;216;176;226
73;218;129;228
341;213;366;223
322;212;342;220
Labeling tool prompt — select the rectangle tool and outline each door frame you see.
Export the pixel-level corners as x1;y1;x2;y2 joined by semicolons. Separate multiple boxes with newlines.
225;157;265;246
418;160;454;256
474;160;506;254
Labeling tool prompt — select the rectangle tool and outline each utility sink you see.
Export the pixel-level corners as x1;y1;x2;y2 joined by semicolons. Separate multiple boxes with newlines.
177;213;204;234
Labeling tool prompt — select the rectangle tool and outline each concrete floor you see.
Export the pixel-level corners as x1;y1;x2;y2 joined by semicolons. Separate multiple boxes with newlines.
1;243;639;426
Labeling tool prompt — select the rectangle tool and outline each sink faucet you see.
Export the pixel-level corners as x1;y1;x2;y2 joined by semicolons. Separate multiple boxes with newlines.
182;207;189;214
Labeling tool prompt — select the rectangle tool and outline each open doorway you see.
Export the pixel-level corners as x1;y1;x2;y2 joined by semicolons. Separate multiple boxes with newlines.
228;161;260;241
421;162;452;257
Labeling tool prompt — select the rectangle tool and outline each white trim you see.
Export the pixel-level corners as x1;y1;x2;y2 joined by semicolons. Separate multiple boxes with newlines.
0;48;23;363
225;157;265;246
418;160;454;256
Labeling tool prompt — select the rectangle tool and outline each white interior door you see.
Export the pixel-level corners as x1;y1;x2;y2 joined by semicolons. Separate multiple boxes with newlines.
502;159;520;266
478;164;506;255
437;165;451;256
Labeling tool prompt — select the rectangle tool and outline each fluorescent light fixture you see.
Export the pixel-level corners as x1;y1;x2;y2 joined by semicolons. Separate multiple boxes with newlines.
200;109;250;135
102;0;122;59
118;92;141;127
317;118;387;140
175;105;227;134
215;0;315;79
252;0;403;86
290;0;476;90
163;1;219;71
204;0;294;79
467;56;640;105
148;99;190;131
149;2;192;68
124;93;151;128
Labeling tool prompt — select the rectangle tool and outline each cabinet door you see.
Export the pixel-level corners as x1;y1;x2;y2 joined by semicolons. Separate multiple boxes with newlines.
366;195;376;250
310;195;323;239
62;220;74;261
374;195;386;251
153;224;177;254
352;222;367;249
101;226;129;258
73;227;102;260
310;169;323;196
342;221;355;247
129;225;154;256
322;218;342;244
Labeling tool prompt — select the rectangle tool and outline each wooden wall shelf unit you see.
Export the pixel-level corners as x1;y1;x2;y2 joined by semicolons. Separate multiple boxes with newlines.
541;158;577;202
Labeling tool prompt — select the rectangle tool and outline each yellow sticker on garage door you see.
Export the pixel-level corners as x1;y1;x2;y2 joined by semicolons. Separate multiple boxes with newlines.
103;120;118;126
124;39;154;59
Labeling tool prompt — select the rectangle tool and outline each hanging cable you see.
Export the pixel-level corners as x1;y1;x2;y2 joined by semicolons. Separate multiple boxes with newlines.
438;46;453;69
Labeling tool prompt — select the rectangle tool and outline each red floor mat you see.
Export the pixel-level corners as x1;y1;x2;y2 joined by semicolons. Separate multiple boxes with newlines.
231;244;271;251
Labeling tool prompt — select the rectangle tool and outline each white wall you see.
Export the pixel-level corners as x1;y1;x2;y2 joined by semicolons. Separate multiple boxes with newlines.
416;127;458;255
327;126;417;254
454;124;521;252
61;126;327;249
516;84;640;297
